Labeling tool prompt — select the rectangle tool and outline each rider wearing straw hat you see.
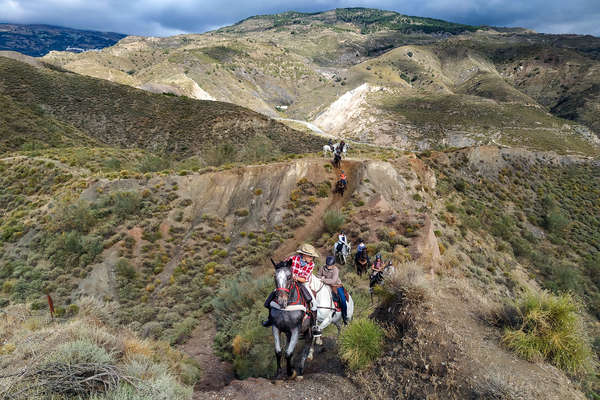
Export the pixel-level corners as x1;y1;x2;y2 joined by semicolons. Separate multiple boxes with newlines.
262;244;321;334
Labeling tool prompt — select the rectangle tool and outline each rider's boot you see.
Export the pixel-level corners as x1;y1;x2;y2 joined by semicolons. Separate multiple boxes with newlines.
261;290;276;327
262;313;273;327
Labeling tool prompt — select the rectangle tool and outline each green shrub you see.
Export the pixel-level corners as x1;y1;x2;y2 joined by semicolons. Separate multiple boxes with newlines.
339;318;384;370
234;208;249;217
323;209;345;233
501;291;593;375
137;155;171;173
116;258;136;281
212;270;274;377
316;181;331;198
544;208;570;233
51;339;113;364
53;201;96;233
169;317;198;345
108;191;141;219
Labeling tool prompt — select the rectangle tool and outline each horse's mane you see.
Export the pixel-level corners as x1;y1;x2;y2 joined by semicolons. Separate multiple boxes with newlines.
308;273;324;291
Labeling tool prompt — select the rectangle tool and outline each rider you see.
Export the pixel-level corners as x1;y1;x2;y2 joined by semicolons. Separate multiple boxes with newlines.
262;244;321;335
318;256;348;325
339;170;347;187
372;253;384;273
336;230;348;254
356;238;366;254
338;140;346;155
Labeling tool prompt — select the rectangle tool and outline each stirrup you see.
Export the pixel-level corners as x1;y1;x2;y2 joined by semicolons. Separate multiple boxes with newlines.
262;317;273;327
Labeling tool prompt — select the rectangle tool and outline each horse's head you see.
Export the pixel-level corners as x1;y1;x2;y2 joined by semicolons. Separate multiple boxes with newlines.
271;258;293;308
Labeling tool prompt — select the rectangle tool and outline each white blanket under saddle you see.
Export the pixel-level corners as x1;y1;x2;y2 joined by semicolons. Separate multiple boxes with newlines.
269;301;306;312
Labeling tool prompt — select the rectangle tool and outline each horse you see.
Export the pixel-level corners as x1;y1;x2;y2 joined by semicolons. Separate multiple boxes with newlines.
323;144;333;157
333;241;351;265
369;261;395;302
332;153;341;169
333;179;346;196
332;142;349;156
308;273;354;346
270;259;314;379
355;251;370;276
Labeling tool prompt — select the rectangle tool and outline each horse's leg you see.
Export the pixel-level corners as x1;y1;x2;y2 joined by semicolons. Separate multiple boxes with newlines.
334;320;342;337
273;326;283;377
297;336;313;378
285;328;299;378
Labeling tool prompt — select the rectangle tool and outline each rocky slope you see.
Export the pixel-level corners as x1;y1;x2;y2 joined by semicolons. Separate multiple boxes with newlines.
1;144;597;398
0;55;325;160
41;8;600;155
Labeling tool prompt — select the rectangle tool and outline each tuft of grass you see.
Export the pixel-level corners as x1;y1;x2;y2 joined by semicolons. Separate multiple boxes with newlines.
339;318;384;371
501;291;594;375
323;209;345;233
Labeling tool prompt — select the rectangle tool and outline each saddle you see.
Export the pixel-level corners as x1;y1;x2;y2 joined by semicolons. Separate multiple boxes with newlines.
330;286;348;312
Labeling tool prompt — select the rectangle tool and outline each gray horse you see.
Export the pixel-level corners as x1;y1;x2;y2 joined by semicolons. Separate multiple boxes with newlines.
269;259;313;379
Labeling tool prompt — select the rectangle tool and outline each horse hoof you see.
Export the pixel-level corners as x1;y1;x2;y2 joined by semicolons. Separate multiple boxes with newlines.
295;375;304;381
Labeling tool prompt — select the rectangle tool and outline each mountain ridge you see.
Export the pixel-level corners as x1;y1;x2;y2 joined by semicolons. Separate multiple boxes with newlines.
0;23;126;57
41;8;600;155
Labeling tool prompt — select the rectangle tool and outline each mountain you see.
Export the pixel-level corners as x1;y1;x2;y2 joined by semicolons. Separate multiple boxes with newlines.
0;23;126;57
42;8;600;155
1;8;599;400
0;55;324;160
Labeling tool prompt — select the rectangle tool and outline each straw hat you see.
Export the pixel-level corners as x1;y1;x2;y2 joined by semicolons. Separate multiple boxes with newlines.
296;243;319;258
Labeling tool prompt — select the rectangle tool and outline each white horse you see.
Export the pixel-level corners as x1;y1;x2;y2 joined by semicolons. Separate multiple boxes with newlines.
323;142;350;158
333;241;351;265
308;274;354;347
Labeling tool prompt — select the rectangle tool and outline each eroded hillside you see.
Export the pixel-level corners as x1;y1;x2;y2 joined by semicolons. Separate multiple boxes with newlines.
1;145;597;399
0;55;325;160
41;8;600;155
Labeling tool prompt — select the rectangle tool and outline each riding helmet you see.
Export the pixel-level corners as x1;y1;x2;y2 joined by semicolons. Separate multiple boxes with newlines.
375;253;382;260
326;256;335;266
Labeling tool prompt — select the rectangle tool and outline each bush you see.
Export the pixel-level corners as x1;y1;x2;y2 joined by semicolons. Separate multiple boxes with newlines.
323;209;345;233
51;339;113;364
137;155;171;173
53;201;96;233
544;208;569;233
234;208;249;217
501;291;593;375
339;318;384;370
116;259;136;281
108;191;141;219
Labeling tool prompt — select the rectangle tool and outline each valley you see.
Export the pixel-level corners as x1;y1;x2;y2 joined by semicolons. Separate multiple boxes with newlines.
0;7;599;400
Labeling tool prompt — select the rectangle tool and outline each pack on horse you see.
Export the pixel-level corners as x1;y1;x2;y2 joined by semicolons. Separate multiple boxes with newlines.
268;258;315;379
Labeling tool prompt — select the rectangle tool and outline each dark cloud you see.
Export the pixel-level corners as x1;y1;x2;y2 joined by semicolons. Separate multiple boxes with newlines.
1;0;598;37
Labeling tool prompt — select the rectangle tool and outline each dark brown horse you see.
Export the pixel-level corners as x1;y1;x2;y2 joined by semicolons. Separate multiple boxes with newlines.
332;153;341;169
333;179;346;196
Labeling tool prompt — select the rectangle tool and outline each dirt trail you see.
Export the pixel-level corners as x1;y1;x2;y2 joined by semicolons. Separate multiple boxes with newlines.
181;316;234;393
273;159;363;260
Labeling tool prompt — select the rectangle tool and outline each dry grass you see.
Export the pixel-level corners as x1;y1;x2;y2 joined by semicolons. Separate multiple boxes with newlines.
0;298;197;400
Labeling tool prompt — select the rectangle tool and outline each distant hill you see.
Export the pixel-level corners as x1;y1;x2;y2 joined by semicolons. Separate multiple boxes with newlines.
0;56;325;159
0;23;126;57
42;8;600;155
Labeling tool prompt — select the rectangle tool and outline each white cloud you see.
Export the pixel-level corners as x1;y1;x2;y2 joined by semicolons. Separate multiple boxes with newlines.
0;0;598;37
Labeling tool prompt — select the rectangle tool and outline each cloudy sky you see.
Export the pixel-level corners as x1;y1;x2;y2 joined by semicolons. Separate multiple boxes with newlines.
1;0;599;37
